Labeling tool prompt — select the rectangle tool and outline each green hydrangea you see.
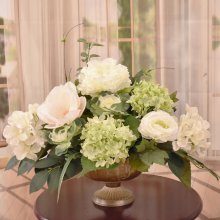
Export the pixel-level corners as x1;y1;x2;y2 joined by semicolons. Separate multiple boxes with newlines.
80;115;136;168
129;81;174;116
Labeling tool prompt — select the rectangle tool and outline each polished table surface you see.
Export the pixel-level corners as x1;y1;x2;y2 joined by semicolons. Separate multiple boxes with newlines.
34;174;202;220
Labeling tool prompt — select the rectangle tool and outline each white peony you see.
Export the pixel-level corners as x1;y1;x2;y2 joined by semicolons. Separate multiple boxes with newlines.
99;94;121;109
172;105;210;156
3;111;44;160
77;58;131;96
138;111;178;143
37;82;86;129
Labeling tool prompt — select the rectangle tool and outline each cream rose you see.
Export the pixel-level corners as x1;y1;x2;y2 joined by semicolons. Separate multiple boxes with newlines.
138;111;178;142
37;82;86;129
77;58;131;96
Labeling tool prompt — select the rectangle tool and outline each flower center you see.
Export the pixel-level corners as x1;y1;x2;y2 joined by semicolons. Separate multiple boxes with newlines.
155;120;169;129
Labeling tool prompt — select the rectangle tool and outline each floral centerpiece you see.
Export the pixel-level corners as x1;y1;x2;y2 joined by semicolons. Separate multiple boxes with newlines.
3;39;219;206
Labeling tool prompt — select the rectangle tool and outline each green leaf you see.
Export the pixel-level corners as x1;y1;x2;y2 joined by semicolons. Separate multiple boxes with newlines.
140;149;168;166
30;169;49;193
79;156;97;176
18;159;35;175
124;115;140;138
186;154;220;181
5;156;19;170
65;158;82;179
47;168;62;192
157;142;173;151
134;68;154;83
136;139;156;153
57;153;79;201
35;157;59;169
90;54;100;58
77;38;87;43
92;42;103;46
168;152;191;187
170;91;179;103
129;153;149;172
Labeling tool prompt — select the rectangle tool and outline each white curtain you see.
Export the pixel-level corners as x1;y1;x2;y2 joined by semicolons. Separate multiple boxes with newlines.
157;0;220;156
15;0;119;109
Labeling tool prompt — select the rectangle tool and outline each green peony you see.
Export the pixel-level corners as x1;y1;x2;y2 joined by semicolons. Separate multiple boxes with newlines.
80;115;136;168
128;81;174;116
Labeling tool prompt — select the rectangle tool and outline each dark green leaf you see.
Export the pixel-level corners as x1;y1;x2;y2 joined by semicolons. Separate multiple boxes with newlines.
35;157;59;169
30;169;49;193
129;153;149;172
124;115;140;138
47;168;62;192
157;142;173;151
65;158;82;179
18;159;35;175
140;149;168;166
5;156;19;170
168;152;191;187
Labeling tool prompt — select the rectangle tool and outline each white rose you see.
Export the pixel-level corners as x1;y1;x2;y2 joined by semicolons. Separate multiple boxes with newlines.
138;111;178;142
77;58;131;95
172;105;210;156
37;82;86;129
99;95;121;109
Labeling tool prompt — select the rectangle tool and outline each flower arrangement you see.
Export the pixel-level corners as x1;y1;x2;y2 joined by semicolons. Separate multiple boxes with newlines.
3;38;219;199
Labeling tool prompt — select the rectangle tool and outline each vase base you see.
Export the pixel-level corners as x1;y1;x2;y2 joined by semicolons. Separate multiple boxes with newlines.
92;184;134;207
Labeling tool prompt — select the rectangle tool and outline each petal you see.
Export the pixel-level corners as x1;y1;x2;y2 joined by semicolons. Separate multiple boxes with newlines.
13;145;29;160
78;96;86;117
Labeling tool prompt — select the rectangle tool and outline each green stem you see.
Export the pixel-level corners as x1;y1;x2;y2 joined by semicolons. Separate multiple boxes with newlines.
62;23;84;82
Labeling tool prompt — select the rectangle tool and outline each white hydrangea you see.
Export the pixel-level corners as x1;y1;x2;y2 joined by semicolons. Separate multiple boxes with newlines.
3;110;44;161
77;58;131;96
99;94;121;109
172;105;210;157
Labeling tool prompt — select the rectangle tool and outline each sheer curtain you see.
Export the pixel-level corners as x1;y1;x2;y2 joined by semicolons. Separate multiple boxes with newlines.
157;0;220;156
15;0;119;109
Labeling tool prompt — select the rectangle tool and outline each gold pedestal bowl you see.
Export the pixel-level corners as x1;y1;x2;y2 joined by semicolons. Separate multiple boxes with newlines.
86;161;140;207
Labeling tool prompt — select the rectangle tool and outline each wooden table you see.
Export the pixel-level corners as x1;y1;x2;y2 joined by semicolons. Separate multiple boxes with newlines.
34;175;202;220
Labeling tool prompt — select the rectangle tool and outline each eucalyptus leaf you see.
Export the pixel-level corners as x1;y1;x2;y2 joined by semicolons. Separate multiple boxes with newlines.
5;156;19;170
18;159;35;175
35;157;59;169
47;168;62;192
57;153;79;201
30;169;49;193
